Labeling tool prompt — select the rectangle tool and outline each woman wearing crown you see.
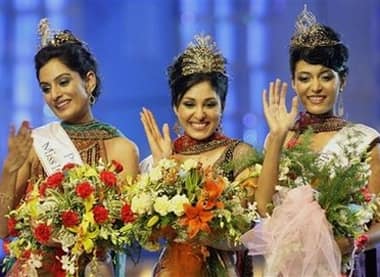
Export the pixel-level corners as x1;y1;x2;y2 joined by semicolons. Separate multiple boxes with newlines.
0;19;139;276
140;34;296;276
241;6;380;276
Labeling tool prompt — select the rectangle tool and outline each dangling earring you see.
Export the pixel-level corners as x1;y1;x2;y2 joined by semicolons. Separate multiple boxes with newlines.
336;90;344;117
173;121;183;137
216;122;223;133
216;115;223;133
89;94;96;105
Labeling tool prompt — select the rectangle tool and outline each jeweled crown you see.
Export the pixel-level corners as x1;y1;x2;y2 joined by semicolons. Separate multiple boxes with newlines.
38;18;83;49
180;35;226;76
290;5;341;48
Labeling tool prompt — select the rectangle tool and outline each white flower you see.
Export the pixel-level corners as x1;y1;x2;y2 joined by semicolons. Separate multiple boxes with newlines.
27;253;43;269
153;195;171;216
355;206;374;226
169;194;190;216
137;174;150;188
56;231;76;252
60;254;77;275
294;176;305;186
158;158;177;170
181;159;198;172
39;200;57;214
131;193;153;215
149;167;163;182
246;201;259;221
250;164;262;177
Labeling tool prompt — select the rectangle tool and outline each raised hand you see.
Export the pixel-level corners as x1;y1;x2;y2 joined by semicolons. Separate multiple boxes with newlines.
262;79;298;135
4;121;33;173
140;108;172;163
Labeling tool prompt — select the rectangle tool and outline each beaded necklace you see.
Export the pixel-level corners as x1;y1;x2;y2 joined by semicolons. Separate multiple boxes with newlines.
173;132;232;155
61;120;122;140
291;112;347;135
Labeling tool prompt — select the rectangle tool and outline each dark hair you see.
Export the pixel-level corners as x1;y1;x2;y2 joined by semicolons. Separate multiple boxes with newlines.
167;56;228;110
35;38;101;100
289;25;349;80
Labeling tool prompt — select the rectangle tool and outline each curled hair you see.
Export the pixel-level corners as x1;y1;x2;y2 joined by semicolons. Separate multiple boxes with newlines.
35;37;101;100
289;25;349;79
167;55;228;110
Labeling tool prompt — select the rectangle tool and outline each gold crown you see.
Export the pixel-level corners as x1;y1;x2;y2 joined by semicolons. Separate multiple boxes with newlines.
181;35;226;76
290;5;340;48
38;18;83;49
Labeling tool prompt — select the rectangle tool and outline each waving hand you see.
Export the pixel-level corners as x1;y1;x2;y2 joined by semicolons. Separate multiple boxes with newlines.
140;108;172;164
262;79;298;135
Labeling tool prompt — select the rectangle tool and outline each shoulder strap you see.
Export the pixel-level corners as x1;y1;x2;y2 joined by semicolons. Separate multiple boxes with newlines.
32;122;83;175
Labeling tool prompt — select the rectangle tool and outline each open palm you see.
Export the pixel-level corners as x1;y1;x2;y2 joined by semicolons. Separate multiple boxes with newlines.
140;108;172;164
5;121;33;172
262;79;298;134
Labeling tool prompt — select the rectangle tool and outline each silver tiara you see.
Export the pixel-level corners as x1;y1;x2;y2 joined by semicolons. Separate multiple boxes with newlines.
290;5;340;48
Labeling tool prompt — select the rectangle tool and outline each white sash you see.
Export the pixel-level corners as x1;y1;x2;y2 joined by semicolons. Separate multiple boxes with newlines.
32;122;83;176
318;123;380;167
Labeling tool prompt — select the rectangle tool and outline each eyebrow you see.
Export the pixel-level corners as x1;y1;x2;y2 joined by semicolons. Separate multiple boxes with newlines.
296;69;333;75
39;73;71;86
182;96;217;101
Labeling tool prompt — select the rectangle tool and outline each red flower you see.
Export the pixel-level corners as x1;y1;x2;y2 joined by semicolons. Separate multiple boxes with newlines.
34;223;51;244
111;160;124;173
286;137;299;149
3;240;10;255
360;186;372;202
93;205;109;224
100;171;117;187
75;181;94;199
355;234;369;251
121;203;135;223
46;172;65;188
39;182;48;197
39;172;65;197
62;163;77;171
61;210;80;227
7;217;18;237
21;249;32;260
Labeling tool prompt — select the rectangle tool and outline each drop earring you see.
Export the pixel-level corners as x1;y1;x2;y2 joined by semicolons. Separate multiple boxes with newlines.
336;91;344;117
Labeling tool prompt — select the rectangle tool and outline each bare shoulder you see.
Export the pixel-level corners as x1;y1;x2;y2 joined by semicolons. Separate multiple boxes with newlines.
368;143;380;194
233;141;257;155
104;136;140;178
105;136;139;158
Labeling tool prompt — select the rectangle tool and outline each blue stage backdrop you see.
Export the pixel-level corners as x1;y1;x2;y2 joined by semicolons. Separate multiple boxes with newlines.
0;0;379;275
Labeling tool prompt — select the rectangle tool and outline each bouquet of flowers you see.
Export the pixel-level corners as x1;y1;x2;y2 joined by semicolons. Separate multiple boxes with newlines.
123;157;261;251
277;129;380;271
241;129;380;276
3;160;137;276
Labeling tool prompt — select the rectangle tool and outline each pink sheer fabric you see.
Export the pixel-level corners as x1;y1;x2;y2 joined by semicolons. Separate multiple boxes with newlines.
241;185;342;277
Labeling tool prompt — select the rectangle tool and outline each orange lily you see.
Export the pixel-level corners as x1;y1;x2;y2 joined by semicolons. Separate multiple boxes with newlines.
202;177;225;210
181;201;213;238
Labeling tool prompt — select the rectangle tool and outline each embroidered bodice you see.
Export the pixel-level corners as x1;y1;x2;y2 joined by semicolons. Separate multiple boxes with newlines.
31;120;123;179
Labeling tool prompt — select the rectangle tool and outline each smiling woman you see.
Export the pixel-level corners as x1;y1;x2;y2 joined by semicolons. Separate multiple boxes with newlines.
241;6;380;276
139;34;296;277
140;35;257;276
0;19;139;276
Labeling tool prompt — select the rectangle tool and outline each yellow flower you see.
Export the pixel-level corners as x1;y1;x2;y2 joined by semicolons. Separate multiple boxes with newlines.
147;215;159;227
